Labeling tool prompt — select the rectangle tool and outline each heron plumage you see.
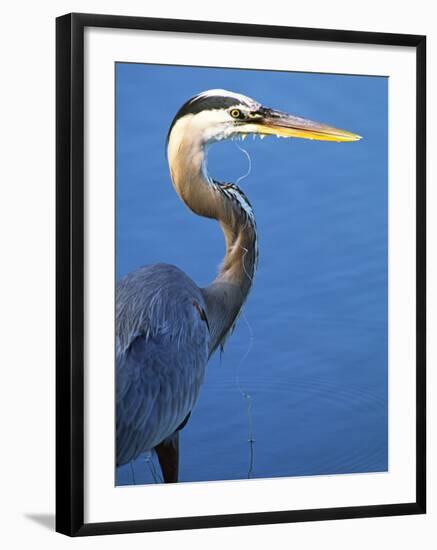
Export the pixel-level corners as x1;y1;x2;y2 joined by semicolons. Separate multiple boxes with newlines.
116;264;210;465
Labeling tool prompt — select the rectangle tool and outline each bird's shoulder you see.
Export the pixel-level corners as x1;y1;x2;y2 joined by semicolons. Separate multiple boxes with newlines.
116;263;210;358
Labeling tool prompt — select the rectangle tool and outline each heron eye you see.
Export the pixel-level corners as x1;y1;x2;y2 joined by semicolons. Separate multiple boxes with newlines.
230;109;242;119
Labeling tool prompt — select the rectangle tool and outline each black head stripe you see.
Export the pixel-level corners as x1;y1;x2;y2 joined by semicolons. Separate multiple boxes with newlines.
167;94;251;144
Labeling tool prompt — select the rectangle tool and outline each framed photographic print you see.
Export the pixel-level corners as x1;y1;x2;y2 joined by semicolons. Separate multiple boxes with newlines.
56;12;426;536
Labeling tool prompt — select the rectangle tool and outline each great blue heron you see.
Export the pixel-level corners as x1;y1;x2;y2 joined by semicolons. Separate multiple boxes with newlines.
116;89;361;483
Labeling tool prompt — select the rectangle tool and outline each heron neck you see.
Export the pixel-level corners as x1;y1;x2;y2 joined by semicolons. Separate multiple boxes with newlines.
167;128;257;353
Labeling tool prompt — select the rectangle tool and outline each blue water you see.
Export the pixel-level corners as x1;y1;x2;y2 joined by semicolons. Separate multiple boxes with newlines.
115;63;388;485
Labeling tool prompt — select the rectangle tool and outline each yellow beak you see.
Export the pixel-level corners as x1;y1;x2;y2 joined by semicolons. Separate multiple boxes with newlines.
254;108;362;143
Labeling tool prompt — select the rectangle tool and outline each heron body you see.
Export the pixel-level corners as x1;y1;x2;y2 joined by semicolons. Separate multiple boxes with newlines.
116;89;361;482
116;264;210;465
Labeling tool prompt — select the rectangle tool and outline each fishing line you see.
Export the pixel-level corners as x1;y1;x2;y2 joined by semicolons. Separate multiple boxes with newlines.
234;141;252;187
130;462;137;485
235;310;256;479
240;246;254;284
145;451;162;484
222;140;256;478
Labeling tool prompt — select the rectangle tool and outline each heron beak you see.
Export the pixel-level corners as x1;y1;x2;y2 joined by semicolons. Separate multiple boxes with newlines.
254;108;362;142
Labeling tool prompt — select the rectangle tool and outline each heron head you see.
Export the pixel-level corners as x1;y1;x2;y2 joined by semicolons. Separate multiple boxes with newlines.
167;88;362;148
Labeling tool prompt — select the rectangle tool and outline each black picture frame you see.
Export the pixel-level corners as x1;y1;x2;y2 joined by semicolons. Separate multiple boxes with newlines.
56;12;426;537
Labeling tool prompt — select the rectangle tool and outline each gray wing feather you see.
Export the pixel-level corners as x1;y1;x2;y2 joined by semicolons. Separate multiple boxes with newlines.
116;263;210;466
